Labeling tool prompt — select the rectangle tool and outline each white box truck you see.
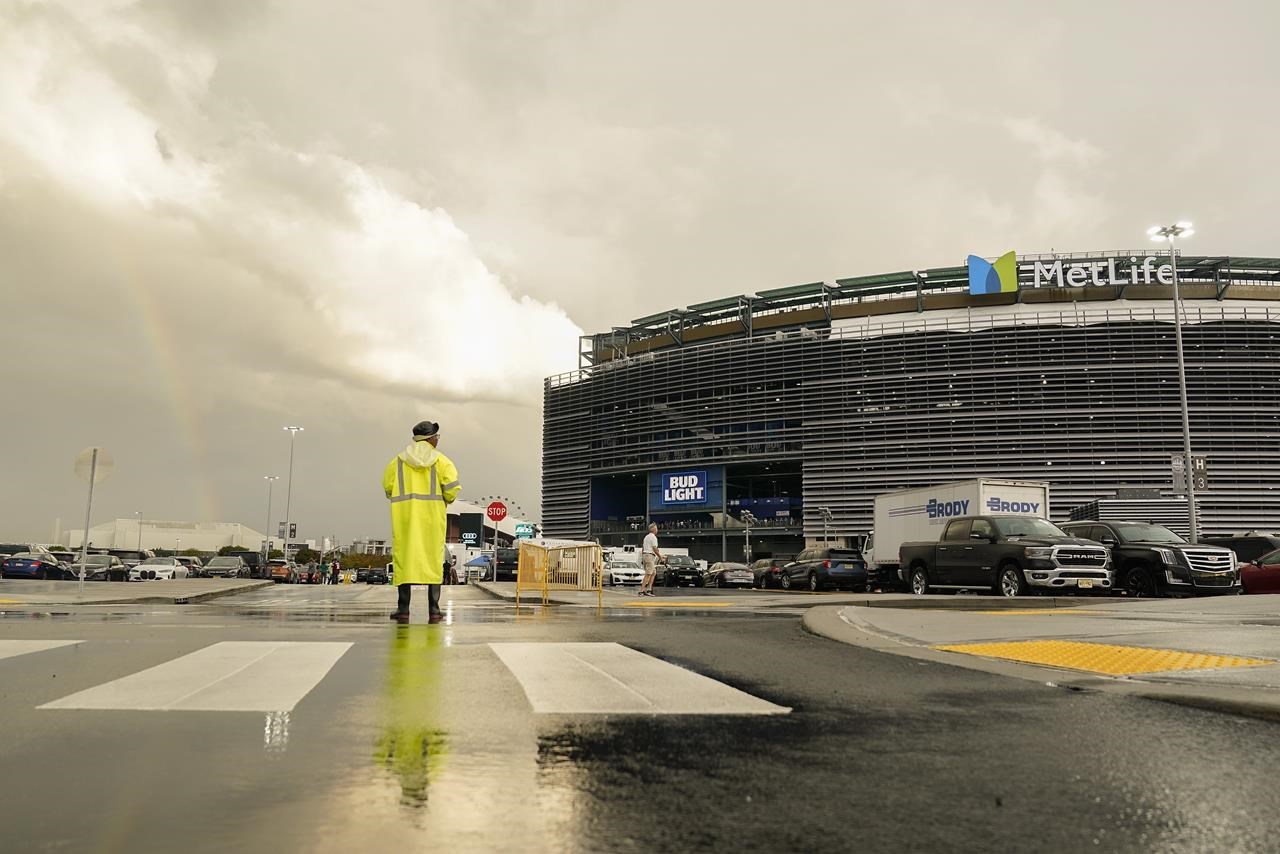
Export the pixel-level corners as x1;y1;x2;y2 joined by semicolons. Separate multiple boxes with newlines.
865;479;1050;589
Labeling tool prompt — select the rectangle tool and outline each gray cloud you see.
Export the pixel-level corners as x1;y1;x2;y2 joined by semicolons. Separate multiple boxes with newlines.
2;0;1277;543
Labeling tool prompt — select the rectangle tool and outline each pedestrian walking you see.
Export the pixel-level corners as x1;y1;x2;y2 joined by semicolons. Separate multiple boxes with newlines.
329;559;340;585
638;522;662;596
383;420;461;623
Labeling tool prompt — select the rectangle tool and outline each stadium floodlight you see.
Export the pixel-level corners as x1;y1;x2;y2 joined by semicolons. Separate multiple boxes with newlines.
1148;222;1198;542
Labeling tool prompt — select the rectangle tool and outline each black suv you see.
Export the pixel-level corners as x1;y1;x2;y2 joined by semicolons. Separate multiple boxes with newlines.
779;548;868;592
228;551;270;579
1060;521;1238;597
494;548;520;581
661;555;703;587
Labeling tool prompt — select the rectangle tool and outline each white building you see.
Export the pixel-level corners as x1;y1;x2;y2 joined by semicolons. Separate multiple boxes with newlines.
66;519;268;553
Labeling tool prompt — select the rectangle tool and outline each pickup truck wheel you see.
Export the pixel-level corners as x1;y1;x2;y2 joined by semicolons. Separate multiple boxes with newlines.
808;573;821;592
780;573;792;591
998;564;1027;597
1125;566;1158;598
909;566;929;595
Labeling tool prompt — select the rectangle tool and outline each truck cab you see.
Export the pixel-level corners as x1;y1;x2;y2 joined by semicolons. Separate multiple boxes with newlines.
900;515;1111;597
1060;521;1238;597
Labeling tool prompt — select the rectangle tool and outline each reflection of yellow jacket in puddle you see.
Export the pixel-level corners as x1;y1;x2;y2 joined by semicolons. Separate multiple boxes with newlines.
373;626;447;807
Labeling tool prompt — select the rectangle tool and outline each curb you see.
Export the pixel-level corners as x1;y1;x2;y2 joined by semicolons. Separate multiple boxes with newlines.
0;580;276;607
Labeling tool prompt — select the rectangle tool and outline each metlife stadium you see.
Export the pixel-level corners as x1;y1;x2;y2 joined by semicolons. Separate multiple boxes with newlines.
542;250;1280;562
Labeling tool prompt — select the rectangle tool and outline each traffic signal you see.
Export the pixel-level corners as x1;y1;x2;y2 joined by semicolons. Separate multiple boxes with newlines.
289;523;297;538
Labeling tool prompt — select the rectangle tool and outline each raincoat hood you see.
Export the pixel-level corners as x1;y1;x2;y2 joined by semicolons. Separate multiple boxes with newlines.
398;442;440;470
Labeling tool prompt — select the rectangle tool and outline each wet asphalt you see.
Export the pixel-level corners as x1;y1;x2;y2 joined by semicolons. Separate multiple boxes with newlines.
0;583;1278;853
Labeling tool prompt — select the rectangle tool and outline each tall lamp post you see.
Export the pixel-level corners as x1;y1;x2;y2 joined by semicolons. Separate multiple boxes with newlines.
263;475;279;559
740;510;756;563
817;506;833;546
282;426;304;559
134;510;143;550
1147;223;1198;543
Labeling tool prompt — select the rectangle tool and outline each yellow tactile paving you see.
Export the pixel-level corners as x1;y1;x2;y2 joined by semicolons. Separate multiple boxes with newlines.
622;601;733;608
934;640;1273;675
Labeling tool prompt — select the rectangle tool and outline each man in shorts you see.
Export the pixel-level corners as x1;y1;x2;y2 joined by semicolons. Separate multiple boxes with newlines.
638;522;663;596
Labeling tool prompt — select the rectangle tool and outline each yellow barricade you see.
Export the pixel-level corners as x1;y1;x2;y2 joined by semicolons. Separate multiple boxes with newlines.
515;541;603;608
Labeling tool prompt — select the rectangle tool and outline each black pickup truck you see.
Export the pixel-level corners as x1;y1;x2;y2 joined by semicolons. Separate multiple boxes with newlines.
899;515;1112;597
1060;521;1239;597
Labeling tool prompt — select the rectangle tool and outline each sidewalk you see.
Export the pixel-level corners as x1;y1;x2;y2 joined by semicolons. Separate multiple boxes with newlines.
804;593;1280;721
472;580;622;606
0;578;274;606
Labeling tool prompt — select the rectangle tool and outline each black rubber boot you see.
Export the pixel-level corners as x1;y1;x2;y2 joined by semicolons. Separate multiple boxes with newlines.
391;583;412;621
427;583;443;621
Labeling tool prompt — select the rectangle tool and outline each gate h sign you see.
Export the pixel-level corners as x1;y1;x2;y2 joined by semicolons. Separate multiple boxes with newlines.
487;501;508;522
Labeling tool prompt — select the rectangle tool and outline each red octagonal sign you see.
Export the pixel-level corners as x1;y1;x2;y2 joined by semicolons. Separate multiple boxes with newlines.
486;501;508;522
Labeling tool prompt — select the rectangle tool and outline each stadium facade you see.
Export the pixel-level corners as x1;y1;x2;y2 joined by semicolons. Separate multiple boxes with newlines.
542;250;1280;563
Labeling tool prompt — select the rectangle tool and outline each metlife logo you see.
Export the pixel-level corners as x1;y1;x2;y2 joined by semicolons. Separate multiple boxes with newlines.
967;252;1178;293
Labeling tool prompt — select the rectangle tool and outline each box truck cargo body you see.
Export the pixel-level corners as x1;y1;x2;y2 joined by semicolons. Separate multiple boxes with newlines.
866;479;1050;583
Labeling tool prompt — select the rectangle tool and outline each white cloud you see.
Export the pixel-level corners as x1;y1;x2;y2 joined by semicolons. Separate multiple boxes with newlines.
1002;116;1102;166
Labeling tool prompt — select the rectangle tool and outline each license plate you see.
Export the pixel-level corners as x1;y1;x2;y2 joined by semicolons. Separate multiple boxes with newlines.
1077;579;1093;589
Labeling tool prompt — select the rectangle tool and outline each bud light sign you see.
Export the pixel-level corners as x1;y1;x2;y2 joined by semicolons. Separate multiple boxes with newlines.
660;470;707;505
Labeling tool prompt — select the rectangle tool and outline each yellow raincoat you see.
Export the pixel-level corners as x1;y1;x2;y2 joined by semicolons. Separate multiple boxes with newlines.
383;441;460;585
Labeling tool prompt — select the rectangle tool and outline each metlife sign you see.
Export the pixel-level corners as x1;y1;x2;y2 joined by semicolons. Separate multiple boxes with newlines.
659;470;707;506
968;251;1178;295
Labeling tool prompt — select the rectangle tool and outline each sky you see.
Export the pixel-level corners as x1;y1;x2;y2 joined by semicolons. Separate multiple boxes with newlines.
2;0;1277;544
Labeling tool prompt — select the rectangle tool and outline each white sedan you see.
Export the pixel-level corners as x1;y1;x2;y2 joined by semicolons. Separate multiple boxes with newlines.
130;557;191;581
608;559;644;586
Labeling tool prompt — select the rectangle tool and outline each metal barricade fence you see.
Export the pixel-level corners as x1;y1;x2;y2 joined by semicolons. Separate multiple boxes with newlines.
515;541;603;607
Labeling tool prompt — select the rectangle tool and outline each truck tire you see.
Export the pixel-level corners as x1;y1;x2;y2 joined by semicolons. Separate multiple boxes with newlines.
909;565;929;595
1125;565;1158;598
998;563;1027;597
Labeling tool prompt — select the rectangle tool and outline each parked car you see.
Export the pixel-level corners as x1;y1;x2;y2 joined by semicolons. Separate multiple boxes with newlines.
705;562;754;588
131;557;191;580
48;550;78;568
607;558;644;586
751;557;790;589
175;556;205;578
106;549;156;568
662;554;704;587
494;548;520;581
204;556;249;578
0;543;55;562
227;551;270;579
901;516;1109;597
779;547;870;592
66;554;127;581
1239;549;1280;594
2;553;71;580
1201;534;1280;566
1060;521;1237;597
366;565;390;584
268;559;298;584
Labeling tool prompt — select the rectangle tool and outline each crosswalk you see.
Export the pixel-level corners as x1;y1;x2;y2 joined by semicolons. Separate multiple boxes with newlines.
3;638;788;717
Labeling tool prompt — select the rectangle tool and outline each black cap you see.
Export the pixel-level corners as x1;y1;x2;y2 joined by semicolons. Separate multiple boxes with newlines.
412;420;440;440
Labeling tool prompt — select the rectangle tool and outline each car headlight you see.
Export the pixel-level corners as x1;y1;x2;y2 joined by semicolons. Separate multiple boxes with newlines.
1152;547;1179;565
1024;546;1054;559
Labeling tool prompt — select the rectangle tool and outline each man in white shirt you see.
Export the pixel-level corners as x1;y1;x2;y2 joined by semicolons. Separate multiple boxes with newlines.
639;522;662;596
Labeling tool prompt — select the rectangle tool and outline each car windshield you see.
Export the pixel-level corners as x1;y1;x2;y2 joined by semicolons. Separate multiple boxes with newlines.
716;563;748;571
207;557;237;567
613;561;640;569
141;557;173;565
995;517;1067;538
1114;524;1185;544
667;556;694;566
10;553;43;560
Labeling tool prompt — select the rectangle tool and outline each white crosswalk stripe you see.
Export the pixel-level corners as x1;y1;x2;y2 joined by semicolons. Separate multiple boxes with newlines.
490;642;790;715
40;641;352;712
0;639;81;661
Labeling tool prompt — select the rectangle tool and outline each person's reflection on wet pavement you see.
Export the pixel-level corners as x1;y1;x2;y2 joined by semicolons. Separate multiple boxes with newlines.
372;625;448;807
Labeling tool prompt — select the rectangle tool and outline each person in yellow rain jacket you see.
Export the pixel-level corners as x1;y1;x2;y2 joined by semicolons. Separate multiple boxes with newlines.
383;420;461;623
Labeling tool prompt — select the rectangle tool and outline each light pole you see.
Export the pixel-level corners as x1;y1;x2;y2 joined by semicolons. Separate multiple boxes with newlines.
263;476;279;559
134;510;142;550
282;426;304;559
817;506;832;546
175;536;181;555
740;510;756;563
1147;222;1198;543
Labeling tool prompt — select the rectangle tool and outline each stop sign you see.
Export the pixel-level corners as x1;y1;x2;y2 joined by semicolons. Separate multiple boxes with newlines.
486;501;508;522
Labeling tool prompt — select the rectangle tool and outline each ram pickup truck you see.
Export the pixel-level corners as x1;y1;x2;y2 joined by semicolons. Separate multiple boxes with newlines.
1060;520;1238;597
899;515;1112;597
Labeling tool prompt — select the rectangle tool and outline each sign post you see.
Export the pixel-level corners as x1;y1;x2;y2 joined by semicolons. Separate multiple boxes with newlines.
487;501;508;580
